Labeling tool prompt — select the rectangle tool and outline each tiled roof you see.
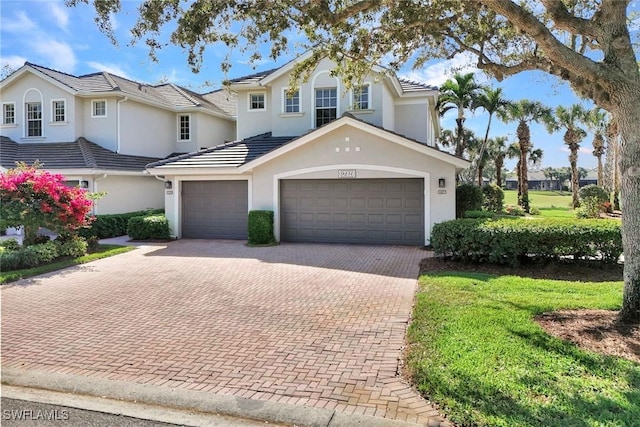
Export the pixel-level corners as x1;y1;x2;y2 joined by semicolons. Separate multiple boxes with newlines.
202;89;237;117
21;63;233;117
0;136;161;172
226;67;282;86
398;78;438;92
147;133;296;169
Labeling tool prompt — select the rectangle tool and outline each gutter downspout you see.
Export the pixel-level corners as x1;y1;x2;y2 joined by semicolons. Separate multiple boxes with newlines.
116;97;129;153
93;173;108;215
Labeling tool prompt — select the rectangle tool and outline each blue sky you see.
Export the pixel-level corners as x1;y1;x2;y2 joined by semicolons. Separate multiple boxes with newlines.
2;0;638;170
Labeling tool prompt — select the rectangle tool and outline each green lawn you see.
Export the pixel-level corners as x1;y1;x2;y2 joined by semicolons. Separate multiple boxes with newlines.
503;190;574;218
408;271;638;427
0;244;134;284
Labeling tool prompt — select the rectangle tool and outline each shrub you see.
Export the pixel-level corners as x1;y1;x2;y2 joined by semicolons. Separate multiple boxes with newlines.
0;239;20;252
30;234;51;246
248;210;275;245
57;237;88;258
27;241;59;264
504;205;525;216
576;196;602;219
79;209;164;239
127;215;171;240
463;210;494;219
431;218;622;266
0;251;22;271
482;184;504;212
529;207;541;216
578;185;609;204
19;246;42;268
456;184;483;218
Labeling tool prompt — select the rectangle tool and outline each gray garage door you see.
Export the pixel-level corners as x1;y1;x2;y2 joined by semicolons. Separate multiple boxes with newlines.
281;178;424;245
182;181;248;239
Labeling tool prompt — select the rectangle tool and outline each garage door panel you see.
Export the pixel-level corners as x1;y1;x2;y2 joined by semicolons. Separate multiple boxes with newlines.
281;178;423;245
182;181;248;239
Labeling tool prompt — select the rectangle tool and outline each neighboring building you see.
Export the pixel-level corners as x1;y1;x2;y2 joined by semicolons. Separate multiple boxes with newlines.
505;168;598;191
0;63;235;214
148;56;468;245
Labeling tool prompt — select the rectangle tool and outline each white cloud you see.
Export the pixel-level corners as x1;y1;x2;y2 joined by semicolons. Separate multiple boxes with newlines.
400;52;481;87
86;61;130;78
2;11;37;33
559;146;594;155
33;40;77;72
49;2;70;32
1;55;28;70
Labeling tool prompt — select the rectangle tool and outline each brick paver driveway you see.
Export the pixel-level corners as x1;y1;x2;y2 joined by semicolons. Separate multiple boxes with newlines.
1;240;445;425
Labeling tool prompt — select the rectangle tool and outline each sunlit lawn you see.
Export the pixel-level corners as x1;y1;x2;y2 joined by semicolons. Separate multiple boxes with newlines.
408;271;637;427
503;190;574;218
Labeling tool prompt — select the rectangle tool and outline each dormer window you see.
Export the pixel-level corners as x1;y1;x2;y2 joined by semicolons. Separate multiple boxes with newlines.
249;93;266;111
315;88;337;127
92;100;107;117
352;85;370;110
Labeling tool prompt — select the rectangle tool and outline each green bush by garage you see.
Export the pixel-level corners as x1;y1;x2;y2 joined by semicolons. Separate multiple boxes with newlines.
247;210;275;245
127;215;171;240
79;209;164;239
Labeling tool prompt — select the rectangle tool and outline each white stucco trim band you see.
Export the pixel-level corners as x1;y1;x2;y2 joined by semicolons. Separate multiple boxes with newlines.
272;164;431;246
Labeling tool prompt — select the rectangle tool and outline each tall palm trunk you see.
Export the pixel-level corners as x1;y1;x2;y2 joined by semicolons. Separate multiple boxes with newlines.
495;155;504;188
593;133;605;186
516;120;530;211
477;164;484;186
565;129;580;208
455;117;465;157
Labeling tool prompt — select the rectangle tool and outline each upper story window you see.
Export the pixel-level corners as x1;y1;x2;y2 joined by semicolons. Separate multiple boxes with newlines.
92;100;107;117
352;85;370;110
178;114;190;141
2;103;15;125
283;89;300;113
249;93;266;111
315;88;337;127
26;102;42;137
52;100;66;122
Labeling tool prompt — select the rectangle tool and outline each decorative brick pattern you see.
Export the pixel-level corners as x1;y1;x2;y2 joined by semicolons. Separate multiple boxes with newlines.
1;241;448;425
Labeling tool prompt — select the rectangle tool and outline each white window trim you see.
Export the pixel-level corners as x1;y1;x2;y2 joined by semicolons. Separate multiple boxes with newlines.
177;113;191;142
314;86;339;128
247;92;267;112
91;99;108;118
281;87;302;115
1;102;16;127
350;82;372;111
25;101;44;138
50;99;67;124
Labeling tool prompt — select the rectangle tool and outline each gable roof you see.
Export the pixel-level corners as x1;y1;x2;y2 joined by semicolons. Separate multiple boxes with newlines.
2;63;235;119
147;114;468;173
0;136;161;172
226;57;438;94
146;133;296;170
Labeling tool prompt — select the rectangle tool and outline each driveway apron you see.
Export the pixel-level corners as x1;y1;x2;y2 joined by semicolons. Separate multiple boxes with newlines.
1;240;446;425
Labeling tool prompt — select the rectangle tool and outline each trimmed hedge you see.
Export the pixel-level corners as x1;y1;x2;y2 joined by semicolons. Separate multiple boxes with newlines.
127;215;171;240
456;184;483;218
482;184;504;212
248;210;275;245
0;238;89;271
431;218;622;266
79;209;164;239
463;210;494;219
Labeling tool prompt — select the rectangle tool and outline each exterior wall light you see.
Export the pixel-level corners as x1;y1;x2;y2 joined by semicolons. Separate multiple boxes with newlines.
165;181;173;190
438;178;446;188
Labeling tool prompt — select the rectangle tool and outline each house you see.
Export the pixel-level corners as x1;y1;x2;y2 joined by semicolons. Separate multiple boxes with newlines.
0;63;235;214
505;170;564;191
147;57;469;245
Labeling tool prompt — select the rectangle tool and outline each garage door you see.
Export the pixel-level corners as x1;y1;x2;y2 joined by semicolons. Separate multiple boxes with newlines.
281;178;424;245
182;181;248;239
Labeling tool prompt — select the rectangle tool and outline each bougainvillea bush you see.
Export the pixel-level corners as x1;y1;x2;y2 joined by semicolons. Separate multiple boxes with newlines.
0;164;94;245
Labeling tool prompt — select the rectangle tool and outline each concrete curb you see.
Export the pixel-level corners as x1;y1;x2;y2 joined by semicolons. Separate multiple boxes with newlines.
2;368;425;427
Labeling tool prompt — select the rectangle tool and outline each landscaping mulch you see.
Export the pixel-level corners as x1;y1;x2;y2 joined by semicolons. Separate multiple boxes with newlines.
420;257;638;364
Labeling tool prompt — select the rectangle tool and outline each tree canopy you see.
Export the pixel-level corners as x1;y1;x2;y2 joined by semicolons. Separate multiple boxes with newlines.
69;0;640;321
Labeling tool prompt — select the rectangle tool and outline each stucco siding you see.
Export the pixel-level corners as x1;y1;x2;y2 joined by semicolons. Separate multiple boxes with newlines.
191;112;235;150
0;72;77;142
82;97;118;152
394;102;430;143
119;100;174;157
93;175;164;214
236;90;271;140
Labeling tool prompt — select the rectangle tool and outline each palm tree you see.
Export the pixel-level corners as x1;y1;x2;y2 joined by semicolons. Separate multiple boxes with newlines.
585;107;607;186
438;73;483;158
472;86;511;186
500;100;553;212
529;148;544;169
486;136;513;188
542;167;559;191
469;136;493;186
552;104;588;208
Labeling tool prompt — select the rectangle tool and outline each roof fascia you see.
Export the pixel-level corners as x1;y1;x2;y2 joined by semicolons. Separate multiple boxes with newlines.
0;66;77;95
146;166;242;175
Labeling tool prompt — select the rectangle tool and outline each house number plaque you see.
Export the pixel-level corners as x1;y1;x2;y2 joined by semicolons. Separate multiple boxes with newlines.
338;169;357;178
